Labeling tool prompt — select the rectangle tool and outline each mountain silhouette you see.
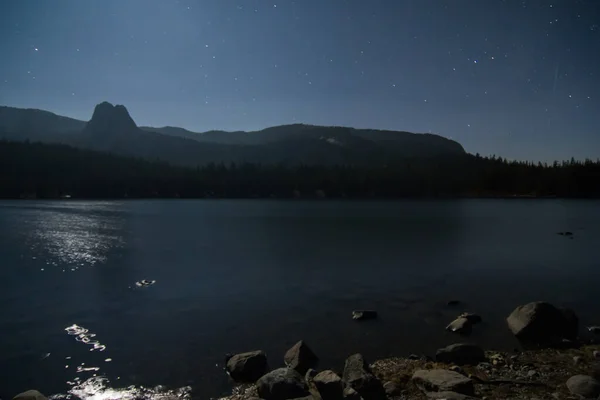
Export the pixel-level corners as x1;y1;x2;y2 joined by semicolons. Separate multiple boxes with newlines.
85;102;138;135
0;102;466;166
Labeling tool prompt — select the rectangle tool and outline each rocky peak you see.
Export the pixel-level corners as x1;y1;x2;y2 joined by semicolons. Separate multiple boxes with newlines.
85;101;137;134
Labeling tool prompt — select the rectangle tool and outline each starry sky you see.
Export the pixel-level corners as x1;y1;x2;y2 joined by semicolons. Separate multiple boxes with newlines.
0;0;598;161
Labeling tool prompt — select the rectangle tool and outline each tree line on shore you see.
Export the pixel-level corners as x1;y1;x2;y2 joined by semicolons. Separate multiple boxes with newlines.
1;140;599;199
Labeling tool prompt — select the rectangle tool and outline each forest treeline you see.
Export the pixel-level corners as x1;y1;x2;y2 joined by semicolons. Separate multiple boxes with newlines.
1;140;599;199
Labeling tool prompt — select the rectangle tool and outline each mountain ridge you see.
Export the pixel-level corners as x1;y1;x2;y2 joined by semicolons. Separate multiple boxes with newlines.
0;102;466;166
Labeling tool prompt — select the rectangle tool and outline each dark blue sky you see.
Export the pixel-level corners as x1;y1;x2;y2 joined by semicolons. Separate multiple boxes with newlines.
1;0;598;161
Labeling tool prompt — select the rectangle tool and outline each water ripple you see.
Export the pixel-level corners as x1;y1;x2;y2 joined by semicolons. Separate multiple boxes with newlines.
65;325;106;352
50;377;191;400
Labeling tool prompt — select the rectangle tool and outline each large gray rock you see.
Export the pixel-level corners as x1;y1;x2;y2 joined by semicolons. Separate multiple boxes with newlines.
435;343;485;365
446;318;472;335
284;340;319;374
426;391;480;399
12;391;47;400
412;370;474;396
342;354;386;400
314;370;344;400
226;350;269;383
565;374;600;398
506;301;578;345
257;367;310;400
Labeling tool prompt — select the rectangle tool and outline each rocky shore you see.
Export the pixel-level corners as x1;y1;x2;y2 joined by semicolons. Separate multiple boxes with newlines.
10;302;600;400
218;302;600;400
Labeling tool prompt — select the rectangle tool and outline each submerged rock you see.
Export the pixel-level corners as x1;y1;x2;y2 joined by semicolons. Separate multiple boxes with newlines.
458;313;482;324
257;367;309;400
226;350;269;383
435;343;485;365
12;390;47;400
565;374;600;398
588;326;600;334
135;279;156;287
412;369;474;396
446;317;472;335
506;301;578;346
352;310;378;321
284;340;319;374
342;354;385;400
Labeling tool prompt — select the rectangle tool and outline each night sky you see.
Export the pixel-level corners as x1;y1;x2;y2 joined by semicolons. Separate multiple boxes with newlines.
0;0;598;161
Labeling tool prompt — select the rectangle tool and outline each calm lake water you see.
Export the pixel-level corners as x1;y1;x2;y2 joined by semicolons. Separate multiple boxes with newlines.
1;199;599;399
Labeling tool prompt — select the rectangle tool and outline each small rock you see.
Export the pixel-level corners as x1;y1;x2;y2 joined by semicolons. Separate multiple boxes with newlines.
506;301;579;346
383;381;402;396
426;392;480;399
342;353;386;400
314;370;344;400
408;354;420;360
565;374;600;398
412;369;474;395
352;310;378;321
447;300;461;306
594;350;600;359
12;391;47;400
436;343;486;365
588;326;600;334
527;370;538;378
573;356;582;364
342;387;362;400
257;368;310;400
449;365;465;375
284;340;319;374
458;313;482;324
226;350;269;383
476;362;492;370
446;318;472;335
305;368;318;383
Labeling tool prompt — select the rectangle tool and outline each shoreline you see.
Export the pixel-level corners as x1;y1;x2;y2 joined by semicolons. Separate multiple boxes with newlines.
219;344;600;400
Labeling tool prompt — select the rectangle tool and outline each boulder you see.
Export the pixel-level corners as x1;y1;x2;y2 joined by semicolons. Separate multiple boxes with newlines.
506;301;578;345
313;370;344;400
352;310;378;320
342;354;386;400
226;350;269;383
12;391;47;400
446;318;472;335
565;374;600;398
435;344;485;365
412;370;474;396
284;340;319;374
257;368;310;400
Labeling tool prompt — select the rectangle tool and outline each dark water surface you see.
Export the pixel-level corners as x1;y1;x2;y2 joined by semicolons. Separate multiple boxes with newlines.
1;200;599;399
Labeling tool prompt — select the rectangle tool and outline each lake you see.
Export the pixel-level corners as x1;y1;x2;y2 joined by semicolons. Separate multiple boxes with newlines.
0;199;599;399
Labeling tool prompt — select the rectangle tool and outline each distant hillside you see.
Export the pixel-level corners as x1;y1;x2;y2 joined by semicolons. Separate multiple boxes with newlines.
0;106;85;140
2;140;599;199
0;102;465;167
